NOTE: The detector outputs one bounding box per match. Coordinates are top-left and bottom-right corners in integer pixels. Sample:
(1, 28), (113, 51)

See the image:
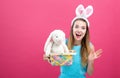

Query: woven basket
(49, 50), (76, 66)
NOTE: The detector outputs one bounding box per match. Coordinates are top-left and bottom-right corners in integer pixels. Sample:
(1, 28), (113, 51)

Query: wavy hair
(67, 18), (91, 66)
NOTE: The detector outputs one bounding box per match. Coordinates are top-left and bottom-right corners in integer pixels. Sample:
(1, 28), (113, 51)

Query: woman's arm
(87, 44), (95, 75)
(87, 60), (94, 75)
(87, 44), (102, 75)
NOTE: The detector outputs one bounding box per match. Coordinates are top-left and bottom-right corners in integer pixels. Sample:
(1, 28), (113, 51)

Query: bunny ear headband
(71, 4), (93, 26)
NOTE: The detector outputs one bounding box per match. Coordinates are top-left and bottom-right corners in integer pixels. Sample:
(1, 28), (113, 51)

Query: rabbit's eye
(56, 36), (58, 38)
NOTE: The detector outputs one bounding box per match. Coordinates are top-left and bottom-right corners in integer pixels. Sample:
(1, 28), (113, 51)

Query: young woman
(44, 4), (102, 78)
(58, 18), (102, 78)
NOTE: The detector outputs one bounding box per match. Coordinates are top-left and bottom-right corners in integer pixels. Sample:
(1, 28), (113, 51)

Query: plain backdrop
(0, 0), (120, 78)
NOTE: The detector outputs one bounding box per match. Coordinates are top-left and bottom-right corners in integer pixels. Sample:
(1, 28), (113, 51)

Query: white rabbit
(44, 30), (69, 56)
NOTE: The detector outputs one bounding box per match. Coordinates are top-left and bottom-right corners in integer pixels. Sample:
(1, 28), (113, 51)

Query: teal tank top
(59, 45), (87, 78)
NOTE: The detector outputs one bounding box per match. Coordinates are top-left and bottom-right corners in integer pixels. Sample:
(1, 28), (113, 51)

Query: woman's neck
(74, 40), (81, 46)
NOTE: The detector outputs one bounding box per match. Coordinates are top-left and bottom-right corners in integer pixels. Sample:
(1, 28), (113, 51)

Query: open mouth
(75, 33), (81, 38)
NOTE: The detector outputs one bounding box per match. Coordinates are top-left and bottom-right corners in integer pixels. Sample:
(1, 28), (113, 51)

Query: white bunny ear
(71, 4), (93, 26)
(76, 4), (85, 16)
(85, 5), (93, 18)
(44, 32), (53, 52)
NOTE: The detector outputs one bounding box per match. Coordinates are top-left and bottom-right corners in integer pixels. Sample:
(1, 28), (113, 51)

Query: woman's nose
(78, 29), (82, 32)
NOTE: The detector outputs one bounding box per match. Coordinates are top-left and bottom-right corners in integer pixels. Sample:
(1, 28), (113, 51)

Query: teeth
(76, 33), (81, 36)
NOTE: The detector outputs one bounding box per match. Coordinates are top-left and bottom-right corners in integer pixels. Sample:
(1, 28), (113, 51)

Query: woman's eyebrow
(81, 25), (86, 27)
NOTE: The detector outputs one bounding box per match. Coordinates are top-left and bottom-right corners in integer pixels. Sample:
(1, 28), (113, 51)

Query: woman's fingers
(96, 49), (102, 55)
(43, 54), (47, 60)
(88, 49), (102, 60)
(95, 49), (102, 58)
(48, 57), (52, 63)
(43, 54), (50, 60)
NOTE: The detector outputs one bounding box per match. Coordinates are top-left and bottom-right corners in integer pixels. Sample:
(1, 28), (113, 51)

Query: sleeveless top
(59, 45), (87, 78)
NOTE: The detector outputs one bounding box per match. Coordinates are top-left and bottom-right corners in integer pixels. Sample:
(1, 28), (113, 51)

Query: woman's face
(73, 20), (87, 41)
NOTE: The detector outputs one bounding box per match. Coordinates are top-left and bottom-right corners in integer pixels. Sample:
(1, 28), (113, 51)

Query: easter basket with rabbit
(44, 50), (76, 66)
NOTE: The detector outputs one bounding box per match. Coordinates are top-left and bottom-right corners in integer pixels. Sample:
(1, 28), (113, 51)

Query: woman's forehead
(74, 20), (86, 26)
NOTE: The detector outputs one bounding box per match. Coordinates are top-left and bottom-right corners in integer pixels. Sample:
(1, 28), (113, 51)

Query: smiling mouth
(76, 33), (81, 36)
(76, 33), (81, 38)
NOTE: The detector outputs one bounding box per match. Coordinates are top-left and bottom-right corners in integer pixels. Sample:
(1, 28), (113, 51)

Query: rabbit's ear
(76, 4), (85, 17)
(85, 5), (93, 18)
(44, 32), (53, 52)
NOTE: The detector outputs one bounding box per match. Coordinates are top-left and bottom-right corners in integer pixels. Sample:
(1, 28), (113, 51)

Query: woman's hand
(87, 49), (102, 75)
(88, 49), (102, 62)
(43, 54), (51, 63)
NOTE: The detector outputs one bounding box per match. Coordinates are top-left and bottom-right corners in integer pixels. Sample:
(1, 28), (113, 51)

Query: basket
(48, 50), (76, 66)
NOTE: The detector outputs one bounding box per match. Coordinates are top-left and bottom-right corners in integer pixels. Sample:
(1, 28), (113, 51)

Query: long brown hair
(67, 18), (91, 66)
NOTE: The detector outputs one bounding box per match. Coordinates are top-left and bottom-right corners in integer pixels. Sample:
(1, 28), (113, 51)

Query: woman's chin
(75, 37), (82, 41)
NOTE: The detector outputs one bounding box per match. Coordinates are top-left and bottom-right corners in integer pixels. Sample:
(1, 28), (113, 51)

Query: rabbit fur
(44, 30), (69, 56)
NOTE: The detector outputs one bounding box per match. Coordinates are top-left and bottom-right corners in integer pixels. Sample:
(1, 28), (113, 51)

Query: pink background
(0, 0), (120, 78)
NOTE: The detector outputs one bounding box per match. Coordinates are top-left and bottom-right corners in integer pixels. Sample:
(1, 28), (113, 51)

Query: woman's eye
(75, 25), (79, 28)
(82, 28), (85, 29)
(81, 27), (86, 30)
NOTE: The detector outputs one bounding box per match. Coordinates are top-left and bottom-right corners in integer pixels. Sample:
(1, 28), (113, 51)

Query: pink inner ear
(50, 38), (53, 42)
(86, 9), (91, 15)
(79, 9), (83, 14)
